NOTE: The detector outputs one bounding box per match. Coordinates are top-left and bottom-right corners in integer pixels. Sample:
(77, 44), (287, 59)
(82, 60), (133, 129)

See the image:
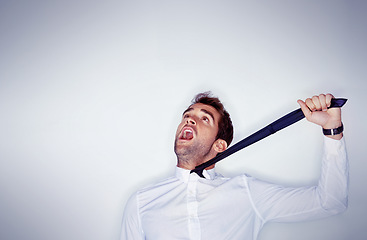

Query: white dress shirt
(121, 136), (348, 240)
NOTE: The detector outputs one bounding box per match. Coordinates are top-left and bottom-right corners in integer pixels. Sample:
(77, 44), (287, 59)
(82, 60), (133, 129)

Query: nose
(186, 117), (196, 125)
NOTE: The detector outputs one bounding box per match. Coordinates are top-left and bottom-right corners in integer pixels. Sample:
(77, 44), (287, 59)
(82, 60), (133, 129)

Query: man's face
(174, 103), (221, 163)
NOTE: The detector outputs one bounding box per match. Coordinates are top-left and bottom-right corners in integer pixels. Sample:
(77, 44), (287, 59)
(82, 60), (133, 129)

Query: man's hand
(297, 94), (343, 140)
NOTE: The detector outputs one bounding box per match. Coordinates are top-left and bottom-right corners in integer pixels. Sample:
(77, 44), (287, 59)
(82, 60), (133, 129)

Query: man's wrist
(322, 118), (342, 129)
(323, 124), (344, 136)
(323, 123), (344, 140)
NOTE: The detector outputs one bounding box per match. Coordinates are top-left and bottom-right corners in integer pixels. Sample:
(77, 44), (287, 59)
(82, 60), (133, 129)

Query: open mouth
(180, 127), (194, 140)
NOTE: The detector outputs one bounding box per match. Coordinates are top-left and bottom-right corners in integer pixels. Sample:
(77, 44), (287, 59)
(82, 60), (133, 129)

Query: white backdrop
(1, 1), (366, 239)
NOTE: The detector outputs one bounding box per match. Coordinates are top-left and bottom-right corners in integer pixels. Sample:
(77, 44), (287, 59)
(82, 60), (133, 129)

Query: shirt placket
(187, 173), (201, 240)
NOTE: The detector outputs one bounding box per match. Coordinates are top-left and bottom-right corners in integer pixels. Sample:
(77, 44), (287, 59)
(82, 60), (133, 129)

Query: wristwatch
(323, 123), (344, 136)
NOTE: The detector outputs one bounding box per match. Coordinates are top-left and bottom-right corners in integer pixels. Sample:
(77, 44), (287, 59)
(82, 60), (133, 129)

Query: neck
(177, 157), (215, 170)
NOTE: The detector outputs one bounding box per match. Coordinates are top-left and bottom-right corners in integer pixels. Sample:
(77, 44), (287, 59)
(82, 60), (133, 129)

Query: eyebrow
(182, 107), (216, 123)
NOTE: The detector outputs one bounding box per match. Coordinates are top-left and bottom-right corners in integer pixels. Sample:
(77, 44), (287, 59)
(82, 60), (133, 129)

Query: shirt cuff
(323, 135), (346, 156)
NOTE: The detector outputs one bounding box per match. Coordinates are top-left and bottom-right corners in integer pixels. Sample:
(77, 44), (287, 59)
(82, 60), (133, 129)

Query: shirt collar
(175, 166), (217, 182)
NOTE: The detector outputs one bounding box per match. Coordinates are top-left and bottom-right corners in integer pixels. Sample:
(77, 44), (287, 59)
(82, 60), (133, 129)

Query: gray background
(1, 0), (366, 239)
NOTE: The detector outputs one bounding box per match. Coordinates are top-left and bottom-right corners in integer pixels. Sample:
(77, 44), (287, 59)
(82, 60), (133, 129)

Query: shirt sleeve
(246, 136), (348, 223)
(120, 192), (145, 240)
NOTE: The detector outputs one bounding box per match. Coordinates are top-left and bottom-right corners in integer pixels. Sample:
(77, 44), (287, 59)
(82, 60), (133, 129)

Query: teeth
(182, 129), (193, 139)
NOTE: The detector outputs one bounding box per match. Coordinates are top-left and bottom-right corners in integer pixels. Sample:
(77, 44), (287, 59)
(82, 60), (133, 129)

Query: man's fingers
(311, 95), (322, 111)
(297, 99), (311, 119)
(305, 94), (335, 112)
(298, 93), (341, 129)
(318, 94), (327, 111)
(325, 93), (334, 108)
(305, 98), (316, 112)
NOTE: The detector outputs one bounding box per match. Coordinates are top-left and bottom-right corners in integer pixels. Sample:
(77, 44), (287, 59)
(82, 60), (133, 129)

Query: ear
(213, 139), (228, 153)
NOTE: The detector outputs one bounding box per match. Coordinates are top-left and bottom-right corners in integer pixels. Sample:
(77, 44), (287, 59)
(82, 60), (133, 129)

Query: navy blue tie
(191, 98), (347, 178)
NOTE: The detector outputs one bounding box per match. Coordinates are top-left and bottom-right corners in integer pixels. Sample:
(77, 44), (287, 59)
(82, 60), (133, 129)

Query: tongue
(183, 131), (193, 140)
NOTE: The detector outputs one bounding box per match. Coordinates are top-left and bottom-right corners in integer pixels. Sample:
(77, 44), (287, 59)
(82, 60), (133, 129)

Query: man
(121, 92), (348, 240)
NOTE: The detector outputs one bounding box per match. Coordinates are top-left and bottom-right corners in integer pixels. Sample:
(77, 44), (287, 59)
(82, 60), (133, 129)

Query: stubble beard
(174, 138), (214, 167)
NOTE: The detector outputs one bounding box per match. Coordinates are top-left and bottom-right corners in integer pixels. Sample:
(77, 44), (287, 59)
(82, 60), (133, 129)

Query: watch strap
(323, 124), (344, 135)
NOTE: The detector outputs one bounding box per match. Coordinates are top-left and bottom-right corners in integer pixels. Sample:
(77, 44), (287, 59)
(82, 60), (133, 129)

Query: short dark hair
(191, 92), (234, 146)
